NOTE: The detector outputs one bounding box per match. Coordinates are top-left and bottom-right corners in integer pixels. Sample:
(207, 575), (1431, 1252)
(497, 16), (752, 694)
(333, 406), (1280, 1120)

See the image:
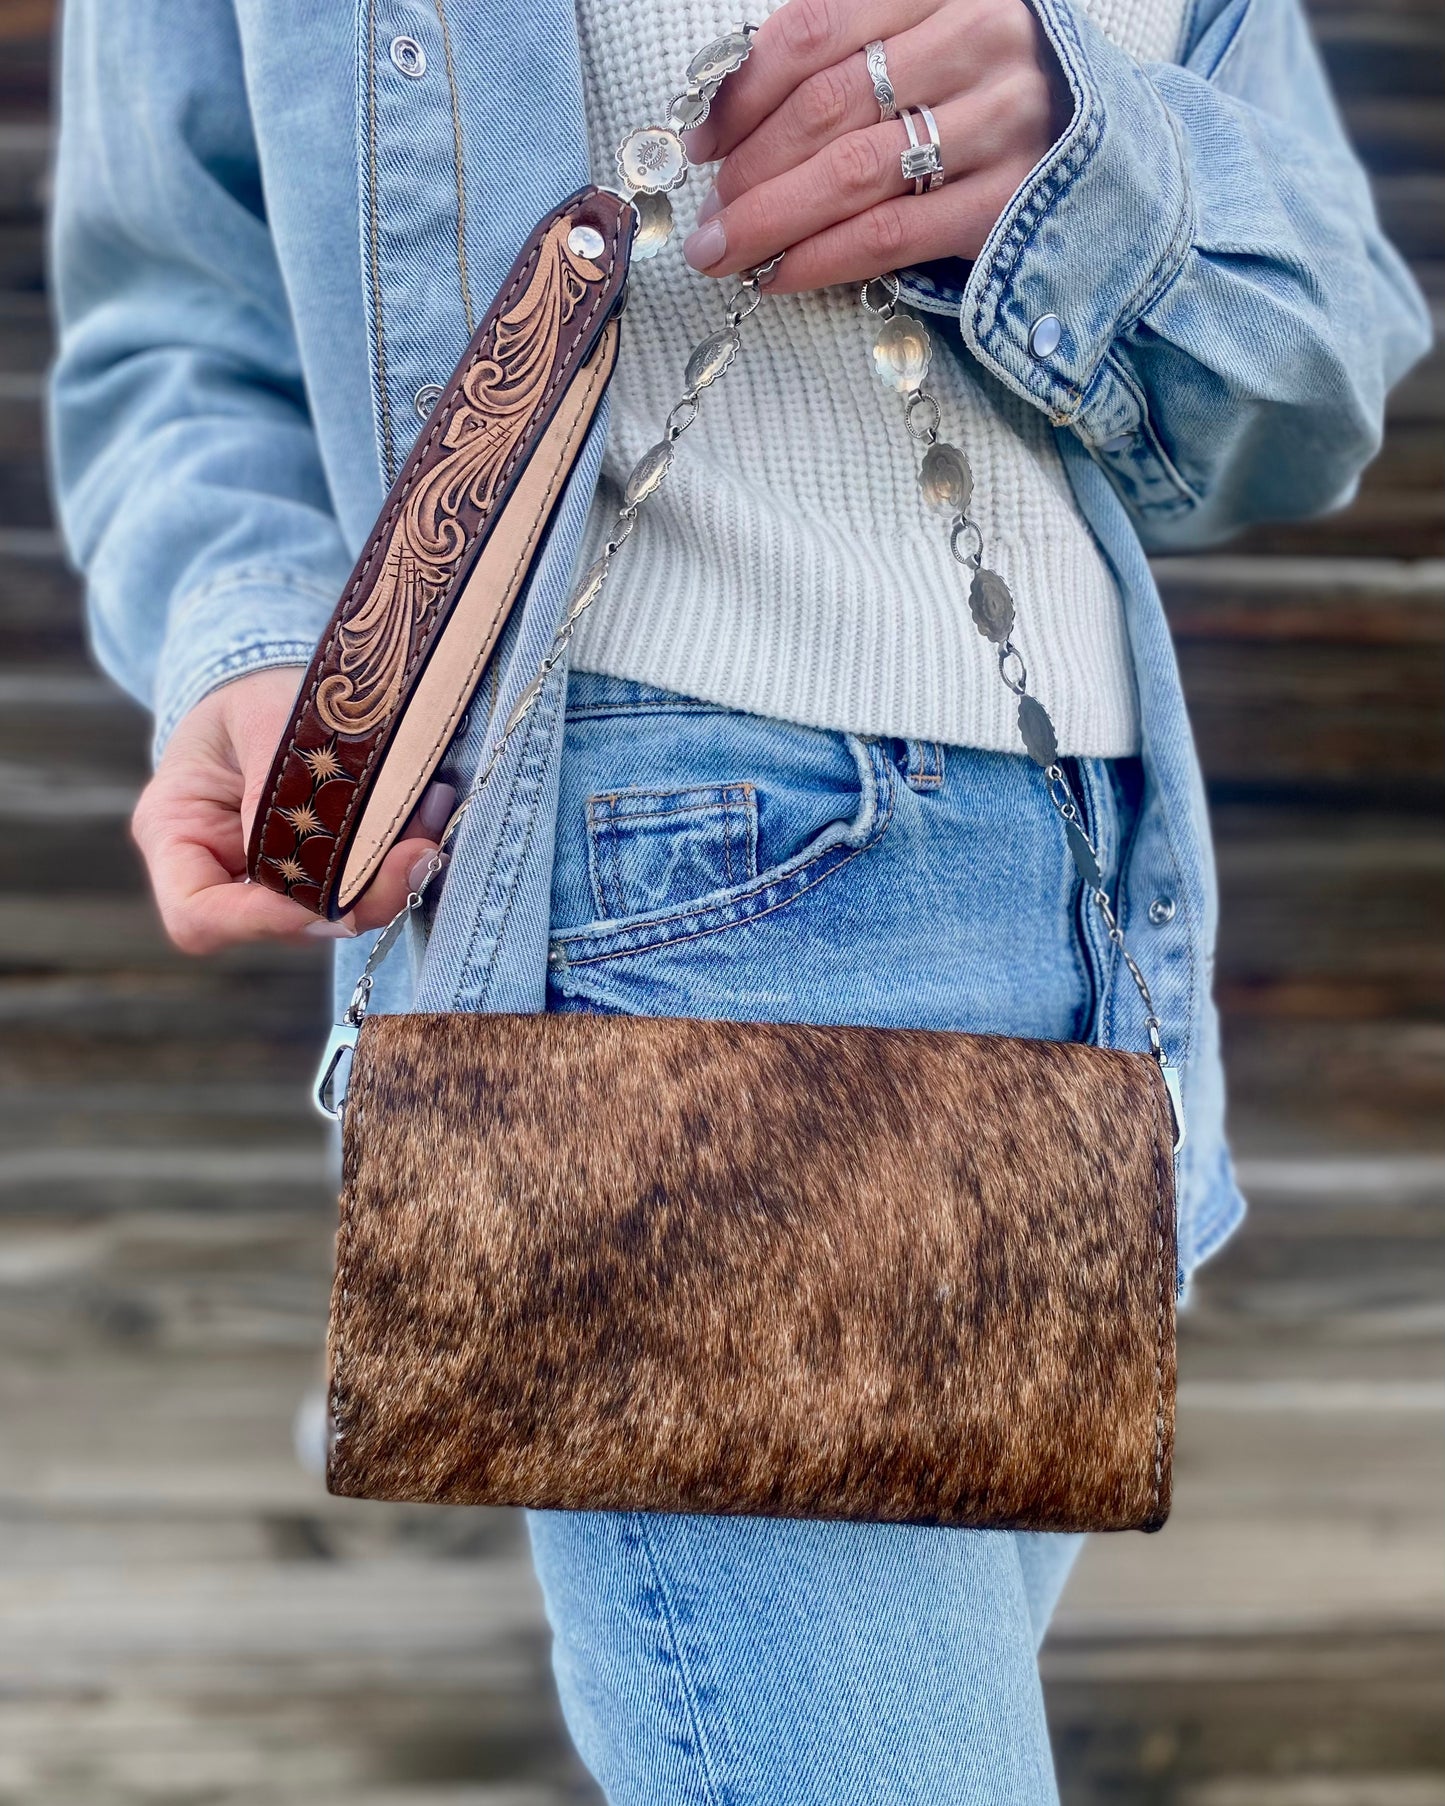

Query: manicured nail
(695, 187), (721, 226)
(408, 848), (447, 892)
(683, 217), (727, 272)
(416, 780), (456, 839)
(305, 913), (357, 939)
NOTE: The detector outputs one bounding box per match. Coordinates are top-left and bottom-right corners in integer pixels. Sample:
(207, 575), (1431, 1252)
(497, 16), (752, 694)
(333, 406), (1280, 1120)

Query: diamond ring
(900, 106), (945, 195)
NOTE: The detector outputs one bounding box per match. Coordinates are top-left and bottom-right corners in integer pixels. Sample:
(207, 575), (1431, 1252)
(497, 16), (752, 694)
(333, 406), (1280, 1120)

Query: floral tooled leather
(246, 188), (632, 918)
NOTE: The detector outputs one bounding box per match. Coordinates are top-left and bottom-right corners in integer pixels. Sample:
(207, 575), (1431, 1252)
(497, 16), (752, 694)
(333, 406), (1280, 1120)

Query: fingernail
(695, 186), (721, 226)
(305, 913), (357, 939)
(408, 848), (447, 892)
(683, 217), (727, 272)
(416, 780), (456, 839)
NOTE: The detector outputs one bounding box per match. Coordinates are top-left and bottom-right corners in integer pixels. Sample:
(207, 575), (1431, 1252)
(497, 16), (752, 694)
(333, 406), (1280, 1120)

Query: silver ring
(899, 105), (945, 196)
(864, 40), (897, 123)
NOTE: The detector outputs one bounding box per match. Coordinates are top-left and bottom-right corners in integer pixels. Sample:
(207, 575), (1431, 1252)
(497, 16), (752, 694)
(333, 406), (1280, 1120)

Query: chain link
(865, 281), (1169, 1066)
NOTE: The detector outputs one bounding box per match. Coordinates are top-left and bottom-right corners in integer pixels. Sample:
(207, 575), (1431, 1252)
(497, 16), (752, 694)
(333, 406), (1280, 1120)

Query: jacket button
(413, 383), (444, 420)
(389, 35), (426, 78)
(1029, 313), (1062, 358)
(1148, 894), (1176, 925)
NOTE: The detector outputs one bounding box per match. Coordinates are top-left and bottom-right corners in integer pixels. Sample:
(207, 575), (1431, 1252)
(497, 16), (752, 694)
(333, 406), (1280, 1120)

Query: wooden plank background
(0, 0), (1441, 1800)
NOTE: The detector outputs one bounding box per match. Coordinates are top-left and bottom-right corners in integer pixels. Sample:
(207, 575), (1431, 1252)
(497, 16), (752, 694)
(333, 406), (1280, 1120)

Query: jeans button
(1148, 894), (1176, 926)
(413, 382), (444, 420)
(389, 35), (426, 78)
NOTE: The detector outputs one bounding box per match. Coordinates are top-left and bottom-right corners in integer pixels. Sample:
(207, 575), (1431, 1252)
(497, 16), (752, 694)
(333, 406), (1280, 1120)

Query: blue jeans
(530, 674), (1143, 1804)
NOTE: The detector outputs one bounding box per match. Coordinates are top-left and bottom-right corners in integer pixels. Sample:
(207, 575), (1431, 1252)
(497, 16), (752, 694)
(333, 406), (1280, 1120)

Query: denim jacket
(49, 0), (1429, 1273)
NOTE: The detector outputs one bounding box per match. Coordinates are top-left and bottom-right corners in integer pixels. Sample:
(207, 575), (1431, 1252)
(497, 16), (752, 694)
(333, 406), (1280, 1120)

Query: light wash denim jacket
(49, 0), (1429, 1273)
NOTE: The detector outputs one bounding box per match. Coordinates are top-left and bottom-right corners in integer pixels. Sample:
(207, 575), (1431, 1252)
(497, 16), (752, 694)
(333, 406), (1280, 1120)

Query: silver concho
(630, 191), (675, 261)
(617, 124), (689, 195)
(625, 440), (675, 507)
(1017, 695), (1060, 769)
(684, 327), (741, 392)
(968, 568), (1015, 644)
(871, 311), (932, 393)
(686, 31), (753, 90)
(566, 557), (612, 624)
(919, 442), (972, 514)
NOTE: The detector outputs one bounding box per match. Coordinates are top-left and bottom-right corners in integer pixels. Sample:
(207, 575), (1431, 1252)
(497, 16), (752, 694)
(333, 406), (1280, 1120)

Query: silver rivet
(1029, 313), (1062, 358)
(389, 35), (426, 78)
(413, 383), (443, 420)
(567, 224), (606, 260)
(1148, 895), (1176, 926)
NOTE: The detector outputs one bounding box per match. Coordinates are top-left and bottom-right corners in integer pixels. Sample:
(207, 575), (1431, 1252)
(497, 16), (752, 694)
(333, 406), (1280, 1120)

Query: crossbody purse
(247, 27), (1184, 1532)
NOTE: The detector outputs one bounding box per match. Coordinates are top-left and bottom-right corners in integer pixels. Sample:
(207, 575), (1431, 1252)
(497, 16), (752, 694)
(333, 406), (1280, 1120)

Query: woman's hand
(131, 667), (448, 954)
(681, 0), (1068, 293)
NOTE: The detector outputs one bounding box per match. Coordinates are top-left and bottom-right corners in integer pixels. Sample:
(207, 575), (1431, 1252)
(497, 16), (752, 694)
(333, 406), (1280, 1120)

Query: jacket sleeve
(953, 0), (1433, 550)
(48, 0), (350, 752)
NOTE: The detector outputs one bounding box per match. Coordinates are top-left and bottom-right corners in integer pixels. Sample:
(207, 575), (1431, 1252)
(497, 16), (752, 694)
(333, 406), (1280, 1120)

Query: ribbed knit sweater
(570, 0), (1187, 755)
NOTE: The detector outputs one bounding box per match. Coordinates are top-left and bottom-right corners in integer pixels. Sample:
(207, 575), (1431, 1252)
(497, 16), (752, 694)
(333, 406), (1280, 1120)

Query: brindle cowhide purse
(247, 30), (1184, 1533)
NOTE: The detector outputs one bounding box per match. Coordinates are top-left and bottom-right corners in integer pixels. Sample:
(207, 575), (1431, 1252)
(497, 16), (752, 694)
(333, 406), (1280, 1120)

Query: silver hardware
(919, 443), (972, 514)
(1148, 894), (1177, 926)
(617, 124), (690, 195)
(905, 390), (941, 443)
(967, 567), (1013, 641)
(1029, 313), (1063, 358)
(315, 1021), (359, 1119)
(685, 326), (742, 391)
(900, 107), (944, 194)
(388, 35), (426, 78)
(686, 30), (755, 89)
(630, 190), (675, 260)
(860, 272), (901, 317)
(1017, 695), (1059, 768)
(1099, 431), (1134, 453)
(865, 39), (898, 122)
(625, 440), (675, 505)
(413, 382), (443, 421)
(872, 311), (931, 392)
(568, 224), (607, 261)
(668, 91), (711, 132)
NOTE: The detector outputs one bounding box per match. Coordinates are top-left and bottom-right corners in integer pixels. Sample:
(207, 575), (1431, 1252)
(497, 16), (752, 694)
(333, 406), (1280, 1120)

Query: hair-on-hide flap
(327, 1011), (1177, 1532)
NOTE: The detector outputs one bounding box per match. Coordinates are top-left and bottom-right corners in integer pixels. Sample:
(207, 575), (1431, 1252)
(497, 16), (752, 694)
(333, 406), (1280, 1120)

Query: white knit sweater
(570, 0), (1187, 755)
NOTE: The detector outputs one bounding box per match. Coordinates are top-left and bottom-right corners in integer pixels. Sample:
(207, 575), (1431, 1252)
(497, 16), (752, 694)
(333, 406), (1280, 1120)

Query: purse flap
(326, 1012), (1178, 1532)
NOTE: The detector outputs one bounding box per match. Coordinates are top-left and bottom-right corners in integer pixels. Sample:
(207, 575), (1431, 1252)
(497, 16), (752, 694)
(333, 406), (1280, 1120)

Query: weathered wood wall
(1, 0), (1441, 1800)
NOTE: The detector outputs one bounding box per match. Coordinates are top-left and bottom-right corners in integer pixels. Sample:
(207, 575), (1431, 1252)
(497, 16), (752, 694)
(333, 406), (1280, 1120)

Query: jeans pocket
(586, 783), (759, 921)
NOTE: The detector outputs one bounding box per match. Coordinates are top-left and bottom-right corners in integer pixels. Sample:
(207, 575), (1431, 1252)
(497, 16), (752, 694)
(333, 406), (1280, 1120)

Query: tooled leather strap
(247, 187), (634, 919)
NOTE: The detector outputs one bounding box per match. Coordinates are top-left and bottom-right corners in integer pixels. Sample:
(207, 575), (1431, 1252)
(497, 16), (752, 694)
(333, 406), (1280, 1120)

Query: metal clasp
(315, 1020), (359, 1120)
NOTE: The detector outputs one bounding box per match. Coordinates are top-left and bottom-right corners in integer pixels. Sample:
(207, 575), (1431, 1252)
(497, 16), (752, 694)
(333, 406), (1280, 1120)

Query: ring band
(899, 105), (945, 195)
(864, 40), (897, 123)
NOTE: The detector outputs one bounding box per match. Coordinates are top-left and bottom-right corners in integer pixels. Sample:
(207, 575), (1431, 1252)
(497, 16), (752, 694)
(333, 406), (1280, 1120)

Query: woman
(50, 0), (1427, 1797)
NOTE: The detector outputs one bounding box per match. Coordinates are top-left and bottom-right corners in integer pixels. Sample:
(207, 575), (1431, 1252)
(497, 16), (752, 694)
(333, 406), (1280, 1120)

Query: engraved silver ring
(900, 105), (945, 196)
(864, 39), (897, 123)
